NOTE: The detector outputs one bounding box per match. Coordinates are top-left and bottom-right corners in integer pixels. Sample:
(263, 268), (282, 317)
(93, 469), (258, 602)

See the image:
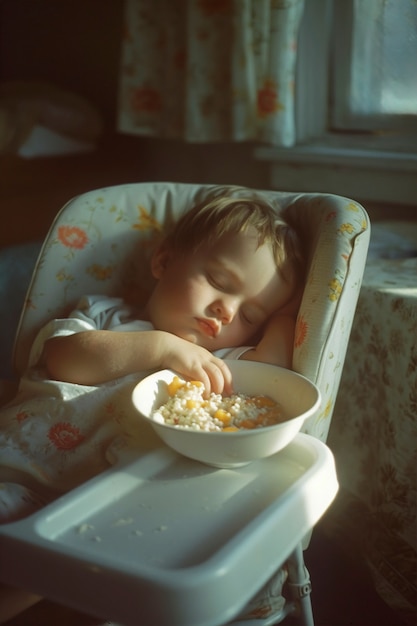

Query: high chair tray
(0, 433), (338, 626)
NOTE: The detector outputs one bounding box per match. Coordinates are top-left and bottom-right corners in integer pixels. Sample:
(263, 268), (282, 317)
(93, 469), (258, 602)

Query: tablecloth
(325, 222), (417, 625)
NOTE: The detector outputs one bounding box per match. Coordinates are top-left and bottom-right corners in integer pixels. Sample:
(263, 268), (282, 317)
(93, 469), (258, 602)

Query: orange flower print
(16, 410), (30, 423)
(338, 222), (355, 235)
(104, 401), (125, 425)
(257, 80), (284, 118)
(48, 422), (85, 451)
(58, 225), (88, 250)
(132, 205), (162, 232)
(295, 315), (308, 348)
(56, 269), (74, 284)
(325, 211), (336, 222)
(329, 277), (342, 302)
(131, 86), (162, 113)
(346, 202), (359, 212)
(86, 263), (114, 281)
(319, 398), (332, 421)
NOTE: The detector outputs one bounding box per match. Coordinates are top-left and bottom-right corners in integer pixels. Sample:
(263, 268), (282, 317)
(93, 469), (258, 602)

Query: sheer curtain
(118, 0), (305, 146)
(332, 0), (417, 131)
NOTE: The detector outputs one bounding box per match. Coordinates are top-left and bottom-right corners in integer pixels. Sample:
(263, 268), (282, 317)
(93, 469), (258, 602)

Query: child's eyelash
(208, 273), (225, 289)
(208, 273), (256, 325)
(241, 311), (253, 325)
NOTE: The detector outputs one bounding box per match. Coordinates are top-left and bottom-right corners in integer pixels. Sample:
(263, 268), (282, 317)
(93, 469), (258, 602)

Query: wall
(0, 0), (123, 129)
(0, 0), (269, 192)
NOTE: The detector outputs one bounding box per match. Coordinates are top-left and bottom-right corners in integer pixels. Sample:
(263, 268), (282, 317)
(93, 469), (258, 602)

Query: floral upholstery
(13, 182), (370, 449)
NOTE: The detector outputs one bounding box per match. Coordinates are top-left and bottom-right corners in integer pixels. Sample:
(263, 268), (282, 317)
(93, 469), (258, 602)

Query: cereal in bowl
(151, 376), (285, 432)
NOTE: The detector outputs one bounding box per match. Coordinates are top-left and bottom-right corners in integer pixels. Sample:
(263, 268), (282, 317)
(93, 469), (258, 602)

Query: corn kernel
(214, 409), (231, 425)
(186, 399), (200, 409)
(168, 376), (185, 396)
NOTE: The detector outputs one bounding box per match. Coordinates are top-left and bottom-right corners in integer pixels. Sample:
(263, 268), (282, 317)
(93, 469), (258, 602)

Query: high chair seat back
(13, 182), (370, 445)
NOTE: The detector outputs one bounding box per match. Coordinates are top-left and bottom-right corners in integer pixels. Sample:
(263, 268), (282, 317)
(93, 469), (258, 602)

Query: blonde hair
(165, 195), (306, 286)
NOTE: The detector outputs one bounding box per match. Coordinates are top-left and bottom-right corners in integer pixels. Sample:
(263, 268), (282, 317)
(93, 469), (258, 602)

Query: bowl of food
(132, 360), (320, 468)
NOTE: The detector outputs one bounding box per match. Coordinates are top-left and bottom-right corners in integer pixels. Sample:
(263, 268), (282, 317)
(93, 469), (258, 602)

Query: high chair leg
(286, 543), (314, 626)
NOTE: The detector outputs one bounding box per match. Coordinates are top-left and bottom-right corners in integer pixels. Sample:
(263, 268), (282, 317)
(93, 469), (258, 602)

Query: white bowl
(132, 360), (321, 468)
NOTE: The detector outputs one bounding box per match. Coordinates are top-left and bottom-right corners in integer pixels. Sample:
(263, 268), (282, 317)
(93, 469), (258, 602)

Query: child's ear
(150, 242), (172, 279)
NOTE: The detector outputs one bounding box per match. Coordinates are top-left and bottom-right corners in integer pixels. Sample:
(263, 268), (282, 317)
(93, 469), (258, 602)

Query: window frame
(255, 0), (417, 208)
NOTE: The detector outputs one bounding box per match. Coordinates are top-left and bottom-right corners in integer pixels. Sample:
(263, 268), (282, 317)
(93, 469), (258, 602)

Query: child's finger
(204, 359), (232, 396)
(215, 359), (233, 395)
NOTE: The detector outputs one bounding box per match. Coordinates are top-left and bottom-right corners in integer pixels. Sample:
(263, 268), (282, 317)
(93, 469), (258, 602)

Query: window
(332, 0), (417, 132)
(256, 0), (417, 207)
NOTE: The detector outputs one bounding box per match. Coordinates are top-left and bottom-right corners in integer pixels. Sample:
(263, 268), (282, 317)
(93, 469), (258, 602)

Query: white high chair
(0, 182), (370, 625)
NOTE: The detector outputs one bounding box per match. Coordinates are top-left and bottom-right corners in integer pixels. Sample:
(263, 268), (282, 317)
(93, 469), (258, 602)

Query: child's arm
(241, 285), (302, 368)
(44, 330), (232, 395)
(240, 314), (295, 369)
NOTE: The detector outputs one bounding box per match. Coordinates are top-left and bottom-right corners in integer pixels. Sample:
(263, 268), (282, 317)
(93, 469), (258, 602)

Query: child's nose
(211, 298), (237, 324)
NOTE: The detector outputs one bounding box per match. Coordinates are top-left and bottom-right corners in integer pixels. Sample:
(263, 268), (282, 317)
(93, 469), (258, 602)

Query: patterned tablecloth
(326, 222), (417, 625)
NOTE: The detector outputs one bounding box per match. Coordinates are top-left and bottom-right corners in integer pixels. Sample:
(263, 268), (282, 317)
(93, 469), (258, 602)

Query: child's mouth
(196, 319), (219, 338)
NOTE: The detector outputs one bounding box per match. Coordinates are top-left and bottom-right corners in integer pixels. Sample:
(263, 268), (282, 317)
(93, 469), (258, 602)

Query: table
(326, 222), (417, 625)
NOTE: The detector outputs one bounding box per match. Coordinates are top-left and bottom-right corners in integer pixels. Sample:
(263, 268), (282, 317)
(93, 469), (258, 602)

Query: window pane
(333, 0), (417, 130)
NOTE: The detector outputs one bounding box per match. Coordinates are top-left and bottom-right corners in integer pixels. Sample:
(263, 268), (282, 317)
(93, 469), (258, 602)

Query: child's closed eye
(241, 306), (267, 328)
(241, 312), (254, 325)
(207, 272), (228, 291)
(240, 309), (258, 326)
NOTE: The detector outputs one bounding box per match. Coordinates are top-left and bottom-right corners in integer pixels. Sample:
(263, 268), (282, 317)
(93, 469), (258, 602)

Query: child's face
(146, 227), (294, 351)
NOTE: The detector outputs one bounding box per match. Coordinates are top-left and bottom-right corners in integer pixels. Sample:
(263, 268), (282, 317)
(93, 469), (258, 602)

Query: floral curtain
(118, 0), (305, 146)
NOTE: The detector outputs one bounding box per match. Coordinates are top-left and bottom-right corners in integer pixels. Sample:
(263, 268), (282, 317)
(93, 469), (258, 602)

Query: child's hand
(162, 335), (233, 397)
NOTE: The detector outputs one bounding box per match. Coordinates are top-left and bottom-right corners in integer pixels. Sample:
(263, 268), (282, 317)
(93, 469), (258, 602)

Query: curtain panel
(118, 0), (305, 146)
